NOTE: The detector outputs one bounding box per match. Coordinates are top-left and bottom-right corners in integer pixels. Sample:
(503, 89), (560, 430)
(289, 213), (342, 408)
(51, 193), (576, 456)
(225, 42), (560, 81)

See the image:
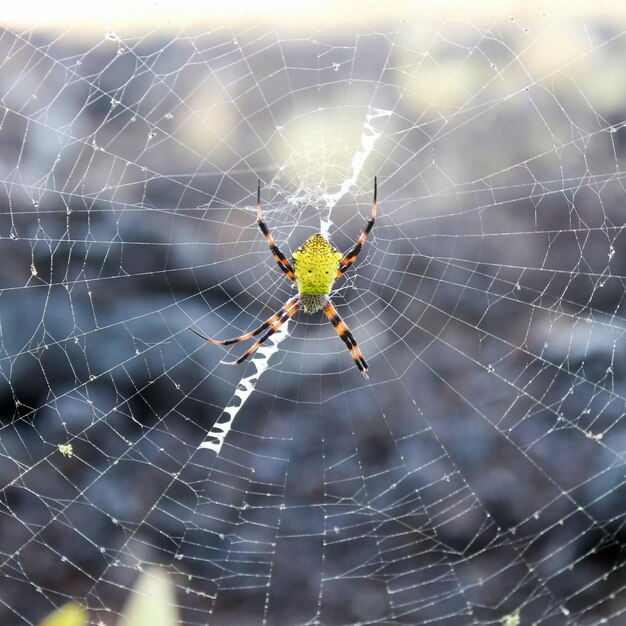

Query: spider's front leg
(257, 180), (297, 283)
(323, 299), (369, 378)
(224, 296), (300, 365)
(191, 296), (301, 365)
(191, 295), (300, 348)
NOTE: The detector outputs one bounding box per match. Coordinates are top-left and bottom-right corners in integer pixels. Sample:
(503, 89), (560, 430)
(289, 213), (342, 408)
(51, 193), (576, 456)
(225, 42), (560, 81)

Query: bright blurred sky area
(4, 0), (626, 35)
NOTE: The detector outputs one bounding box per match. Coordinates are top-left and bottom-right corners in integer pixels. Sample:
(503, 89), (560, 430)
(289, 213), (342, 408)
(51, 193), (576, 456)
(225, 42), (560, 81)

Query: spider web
(1, 3), (626, 625)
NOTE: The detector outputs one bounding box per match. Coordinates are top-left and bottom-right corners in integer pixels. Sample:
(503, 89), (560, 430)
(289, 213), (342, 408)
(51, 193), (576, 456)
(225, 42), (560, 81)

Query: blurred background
(1, 1), (626, 624)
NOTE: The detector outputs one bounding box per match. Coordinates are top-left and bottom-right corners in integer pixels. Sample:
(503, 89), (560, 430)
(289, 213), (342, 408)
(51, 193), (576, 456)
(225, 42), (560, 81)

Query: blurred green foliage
(37, 567), (178, 626)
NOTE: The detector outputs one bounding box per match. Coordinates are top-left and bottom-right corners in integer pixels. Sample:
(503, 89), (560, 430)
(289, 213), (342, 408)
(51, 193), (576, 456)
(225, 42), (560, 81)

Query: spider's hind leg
(257, 180), (297, 283)
(336, 176), (377, 278)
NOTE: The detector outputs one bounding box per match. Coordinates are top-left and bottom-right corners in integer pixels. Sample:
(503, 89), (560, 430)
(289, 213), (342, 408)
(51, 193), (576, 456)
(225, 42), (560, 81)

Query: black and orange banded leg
(257, 180), (296, 283)
(323, 300), (369, 378)
(190, 296), (300, 348)
(337, 176), (377, 278)
(223, 297), (301, 365)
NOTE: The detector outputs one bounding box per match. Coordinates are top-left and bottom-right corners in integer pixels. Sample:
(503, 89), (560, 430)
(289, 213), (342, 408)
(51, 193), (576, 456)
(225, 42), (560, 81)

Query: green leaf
(501, 609), (521, 626)
(38, 602), (87, 626)
(118, 566), (179, 626)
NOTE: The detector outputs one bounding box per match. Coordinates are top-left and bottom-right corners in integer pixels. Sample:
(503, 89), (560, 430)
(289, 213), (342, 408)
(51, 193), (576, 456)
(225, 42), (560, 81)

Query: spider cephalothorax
(195, 178), (377, 377)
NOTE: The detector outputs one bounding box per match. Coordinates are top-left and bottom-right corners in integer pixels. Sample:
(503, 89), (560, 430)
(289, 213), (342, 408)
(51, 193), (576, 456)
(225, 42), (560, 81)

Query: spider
(196, 178), (377, 378)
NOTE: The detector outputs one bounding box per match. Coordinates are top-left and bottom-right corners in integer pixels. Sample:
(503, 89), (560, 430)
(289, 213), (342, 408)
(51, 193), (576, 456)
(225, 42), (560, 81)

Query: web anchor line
(199, 318), (292, 455)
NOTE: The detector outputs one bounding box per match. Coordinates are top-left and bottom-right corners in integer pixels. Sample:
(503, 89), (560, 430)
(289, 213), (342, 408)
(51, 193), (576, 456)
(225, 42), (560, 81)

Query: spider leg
(336, 176), (377, 278)
(323, 300), (369, 378)
(190, 296), (300, 346)
(257, 179), (297, 283)
(223, 296), (301, 365)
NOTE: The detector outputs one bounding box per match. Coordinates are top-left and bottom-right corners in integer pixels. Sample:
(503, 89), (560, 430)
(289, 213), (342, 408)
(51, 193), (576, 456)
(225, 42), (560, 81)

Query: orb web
(1, 6), (625, 625)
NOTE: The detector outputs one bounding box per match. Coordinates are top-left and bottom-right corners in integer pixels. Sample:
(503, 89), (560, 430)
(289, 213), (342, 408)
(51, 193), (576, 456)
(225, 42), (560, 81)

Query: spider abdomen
(292, 234), (342, 309)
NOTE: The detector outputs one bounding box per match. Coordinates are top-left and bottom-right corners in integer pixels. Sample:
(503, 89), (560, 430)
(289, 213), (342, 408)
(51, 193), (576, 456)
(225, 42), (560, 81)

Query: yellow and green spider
(197, 178), (377, 378)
